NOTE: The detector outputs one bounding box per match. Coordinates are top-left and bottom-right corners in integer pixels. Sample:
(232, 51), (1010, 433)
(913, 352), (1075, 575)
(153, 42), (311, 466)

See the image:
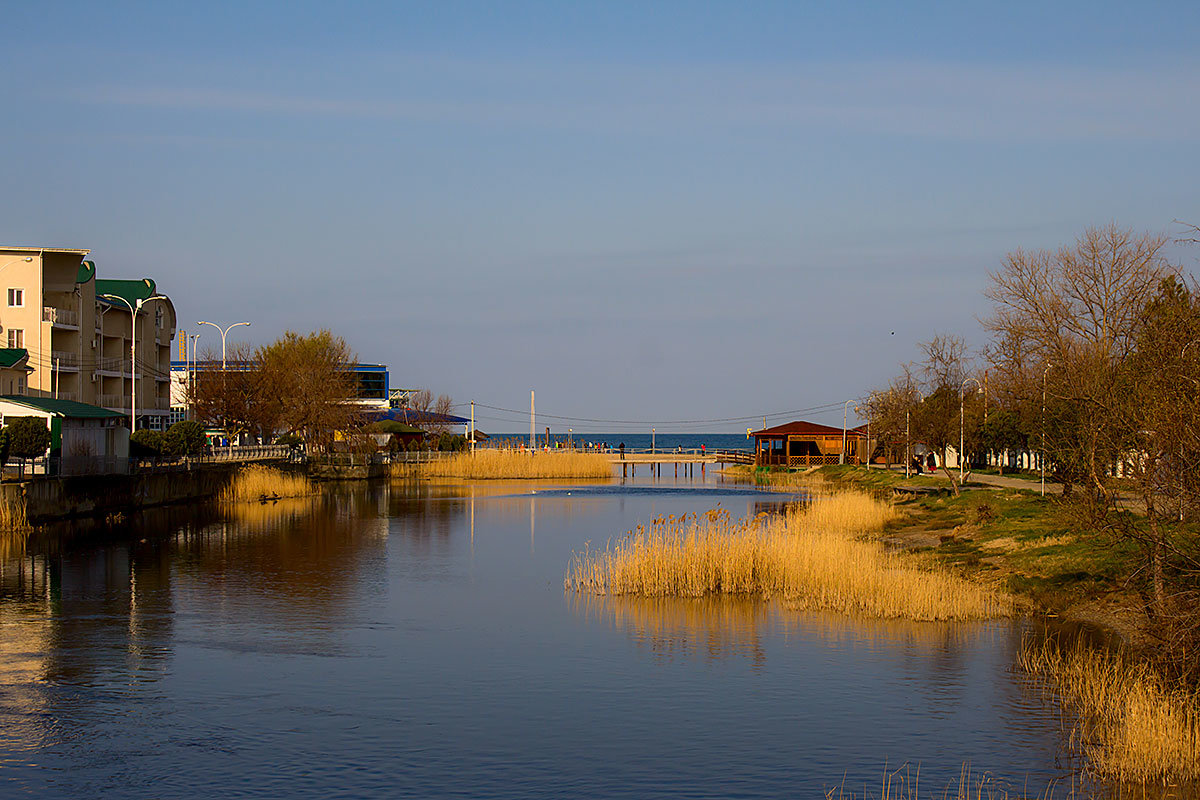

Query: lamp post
(196, 320), (251, 370)
(1041, 362), (1053, 497)
(0, 255), (32, 270)
(841, 399), (854, 465)
(188, 333), (201, 419)
(960, 377), (981, 484)
(1178, 341), (1200, 521)
(98, 292), (168, 432)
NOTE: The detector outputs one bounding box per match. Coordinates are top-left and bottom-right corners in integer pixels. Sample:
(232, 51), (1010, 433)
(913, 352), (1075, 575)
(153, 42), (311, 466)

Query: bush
(274, 433), (304, 448)
(164, 420), (206, 456)
(131, 429), (166, 455)
(6, 417), (50, 460)
(0, 427), (10, 466)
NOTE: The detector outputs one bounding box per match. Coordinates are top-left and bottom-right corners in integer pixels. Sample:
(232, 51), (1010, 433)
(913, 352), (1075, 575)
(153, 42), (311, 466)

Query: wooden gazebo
(751, 420), (867, 468)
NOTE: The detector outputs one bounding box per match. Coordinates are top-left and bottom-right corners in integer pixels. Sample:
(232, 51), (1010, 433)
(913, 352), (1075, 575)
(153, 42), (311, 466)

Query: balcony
(43, 306), (79, 329)
(95, 356), (127, 376)
(53, 391), (79, 402)
(50, 351), (81, 371)
(98, 394), (128, 410)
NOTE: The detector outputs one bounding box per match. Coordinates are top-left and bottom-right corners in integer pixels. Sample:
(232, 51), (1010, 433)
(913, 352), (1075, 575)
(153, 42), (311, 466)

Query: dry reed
(220, 465), (316, 504)
(424, 450), (613, 480)
(1020, 640), (1200, 784)
(566, 491), (1009, 621)
(0, 490), (28, 532)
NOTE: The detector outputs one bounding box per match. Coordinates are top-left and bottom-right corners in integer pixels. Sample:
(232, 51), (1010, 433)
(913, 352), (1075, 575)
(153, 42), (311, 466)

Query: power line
(462, 399), (858, 427)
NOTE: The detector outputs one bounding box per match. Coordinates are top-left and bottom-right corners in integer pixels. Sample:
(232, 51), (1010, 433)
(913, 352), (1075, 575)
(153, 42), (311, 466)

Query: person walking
(619, 442), (625, 460)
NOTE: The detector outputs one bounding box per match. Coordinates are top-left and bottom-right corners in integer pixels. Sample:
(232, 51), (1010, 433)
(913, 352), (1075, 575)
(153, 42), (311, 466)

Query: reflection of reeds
(573, 593), (770, 665)
(220, 465), (315, 504)
(225, 495), (322, 531)
(1020, 640), (1200, 784)
(0, 489), (28, 532)
(566, 492), (1008, 621)
(420, 450), (613, 480)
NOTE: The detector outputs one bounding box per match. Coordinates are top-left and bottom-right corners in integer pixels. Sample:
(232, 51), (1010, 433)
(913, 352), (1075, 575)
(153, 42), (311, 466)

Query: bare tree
(985, 224), (1174, 500)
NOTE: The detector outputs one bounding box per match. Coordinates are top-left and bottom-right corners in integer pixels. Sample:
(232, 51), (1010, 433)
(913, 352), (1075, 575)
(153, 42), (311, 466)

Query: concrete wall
(10, 463), (241, 523)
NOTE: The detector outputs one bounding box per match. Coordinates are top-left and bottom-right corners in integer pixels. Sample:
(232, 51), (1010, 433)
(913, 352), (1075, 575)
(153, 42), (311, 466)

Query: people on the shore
(619, 442), (625, 460)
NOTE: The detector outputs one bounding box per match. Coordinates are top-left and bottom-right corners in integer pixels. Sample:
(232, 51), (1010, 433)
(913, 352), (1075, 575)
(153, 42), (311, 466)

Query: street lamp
(1041, 362), (1053, 497)
(960, 377), (982, 484)
(841, 399), (854, 465)
(0, 255), (33, 270)
(98, 292), (168, 432)
(1177, 341), (1200, 521)
(196, 320), (251, 369)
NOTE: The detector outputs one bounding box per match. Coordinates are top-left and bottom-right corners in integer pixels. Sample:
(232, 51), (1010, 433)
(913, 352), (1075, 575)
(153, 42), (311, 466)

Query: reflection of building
(169, 360), (392, 423)
(0, 247), (177, 430)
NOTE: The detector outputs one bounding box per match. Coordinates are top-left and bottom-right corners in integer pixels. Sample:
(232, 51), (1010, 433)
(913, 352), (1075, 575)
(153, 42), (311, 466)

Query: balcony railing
(43, 307), (79, 328)
(98, 394), (127, 409)
(50, 351), (81, 370)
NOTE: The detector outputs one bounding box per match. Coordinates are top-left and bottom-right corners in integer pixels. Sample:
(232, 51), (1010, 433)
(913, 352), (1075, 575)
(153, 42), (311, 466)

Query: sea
(487, 432), (754, 451)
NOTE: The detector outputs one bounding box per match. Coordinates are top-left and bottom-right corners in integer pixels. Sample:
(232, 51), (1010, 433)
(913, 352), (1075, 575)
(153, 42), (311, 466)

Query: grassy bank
(731, 464), (1142, 626)
(220, 464), (316, 504)
(408, 450), (613, 480)
(566, 491), (1009, 621)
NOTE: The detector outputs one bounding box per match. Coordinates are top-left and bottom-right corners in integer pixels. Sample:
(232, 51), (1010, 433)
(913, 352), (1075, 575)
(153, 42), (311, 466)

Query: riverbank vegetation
(1020, 640), (1200, 785)
(405, 450), (613, 480)
(220, 465), (315, 503)
(857, 223), (1200, 690)
(566, 491), (1009, 621)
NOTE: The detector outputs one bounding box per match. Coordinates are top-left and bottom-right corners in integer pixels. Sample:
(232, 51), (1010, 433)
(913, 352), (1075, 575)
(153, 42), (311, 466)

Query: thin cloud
(72, 58), (1200, 142)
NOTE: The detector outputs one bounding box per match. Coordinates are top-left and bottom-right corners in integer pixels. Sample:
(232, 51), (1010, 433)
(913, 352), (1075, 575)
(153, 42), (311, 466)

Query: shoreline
(721, 463), (1150, 648)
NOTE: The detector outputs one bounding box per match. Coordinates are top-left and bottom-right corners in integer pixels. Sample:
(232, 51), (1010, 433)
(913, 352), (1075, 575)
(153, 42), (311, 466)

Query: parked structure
(0, 246), (177, 429)
(0, 395), (129, 474)
(751, 420), (869, 467)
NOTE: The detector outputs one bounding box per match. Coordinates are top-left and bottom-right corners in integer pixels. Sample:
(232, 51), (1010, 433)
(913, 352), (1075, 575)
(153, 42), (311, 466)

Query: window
(7, 288), (23, 307)
(7, 329), (22, 348)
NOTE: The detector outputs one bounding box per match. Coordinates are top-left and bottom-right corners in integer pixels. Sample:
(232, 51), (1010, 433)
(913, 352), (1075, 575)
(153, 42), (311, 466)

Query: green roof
(76, 260), (96, 284)
(368, 420), (424, 435)
(0, 395), (125, 419)
(95, 278), (157, 307)
(0, 349), (27, 369)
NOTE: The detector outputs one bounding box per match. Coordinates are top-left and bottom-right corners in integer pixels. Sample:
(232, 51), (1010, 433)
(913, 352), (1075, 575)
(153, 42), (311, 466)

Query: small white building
(0, 395), (129, 475)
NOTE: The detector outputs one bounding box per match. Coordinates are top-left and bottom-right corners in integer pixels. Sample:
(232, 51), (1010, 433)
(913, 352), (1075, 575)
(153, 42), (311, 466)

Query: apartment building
(0, 246), (177, 430)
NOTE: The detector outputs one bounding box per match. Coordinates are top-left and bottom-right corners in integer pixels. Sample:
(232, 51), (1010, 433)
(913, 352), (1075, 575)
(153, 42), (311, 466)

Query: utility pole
(470, 401), (475, 454)
(905, 410), (910, 479)
(530, 390), (535, 451)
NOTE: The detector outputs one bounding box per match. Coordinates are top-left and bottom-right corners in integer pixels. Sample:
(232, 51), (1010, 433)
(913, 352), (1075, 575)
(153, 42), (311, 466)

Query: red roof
(751, 420), (863, 437)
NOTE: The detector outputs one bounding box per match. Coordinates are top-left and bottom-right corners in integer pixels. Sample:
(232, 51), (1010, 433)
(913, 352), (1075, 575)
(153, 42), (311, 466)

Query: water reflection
(0, 476), (1130, 798)
(573, 594), (771, 668)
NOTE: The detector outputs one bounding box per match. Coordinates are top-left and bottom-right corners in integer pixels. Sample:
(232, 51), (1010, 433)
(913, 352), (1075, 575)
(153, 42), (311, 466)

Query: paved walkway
(969, 472), (1061, 493)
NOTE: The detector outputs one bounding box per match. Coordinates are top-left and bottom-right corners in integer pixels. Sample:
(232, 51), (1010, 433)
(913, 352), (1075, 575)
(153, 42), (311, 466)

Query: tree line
(189, 329), (461, 452)
(867, 223), (1200, 680)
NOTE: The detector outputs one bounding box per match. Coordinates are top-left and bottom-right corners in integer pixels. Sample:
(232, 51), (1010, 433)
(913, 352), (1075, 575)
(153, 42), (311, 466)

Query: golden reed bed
(220, 465), (316, 504)
(415, 450), (613, 480)
(566, 491), (1008, 622)
(1021, 641), (1200, 784)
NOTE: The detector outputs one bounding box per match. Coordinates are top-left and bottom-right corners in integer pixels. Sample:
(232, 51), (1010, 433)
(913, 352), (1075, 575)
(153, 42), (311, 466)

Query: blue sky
(3, 1), (1198, 432)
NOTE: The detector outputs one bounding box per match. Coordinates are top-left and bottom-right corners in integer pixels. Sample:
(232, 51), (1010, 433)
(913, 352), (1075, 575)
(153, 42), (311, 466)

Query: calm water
(0, 470), (1082, 799)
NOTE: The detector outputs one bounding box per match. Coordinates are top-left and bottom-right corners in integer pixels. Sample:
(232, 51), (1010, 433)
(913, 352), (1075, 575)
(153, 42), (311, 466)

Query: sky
(2, 1), (1199, 433)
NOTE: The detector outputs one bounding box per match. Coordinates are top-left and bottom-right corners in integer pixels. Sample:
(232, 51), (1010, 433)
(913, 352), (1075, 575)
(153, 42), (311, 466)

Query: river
(0, 470), (1085, 798)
